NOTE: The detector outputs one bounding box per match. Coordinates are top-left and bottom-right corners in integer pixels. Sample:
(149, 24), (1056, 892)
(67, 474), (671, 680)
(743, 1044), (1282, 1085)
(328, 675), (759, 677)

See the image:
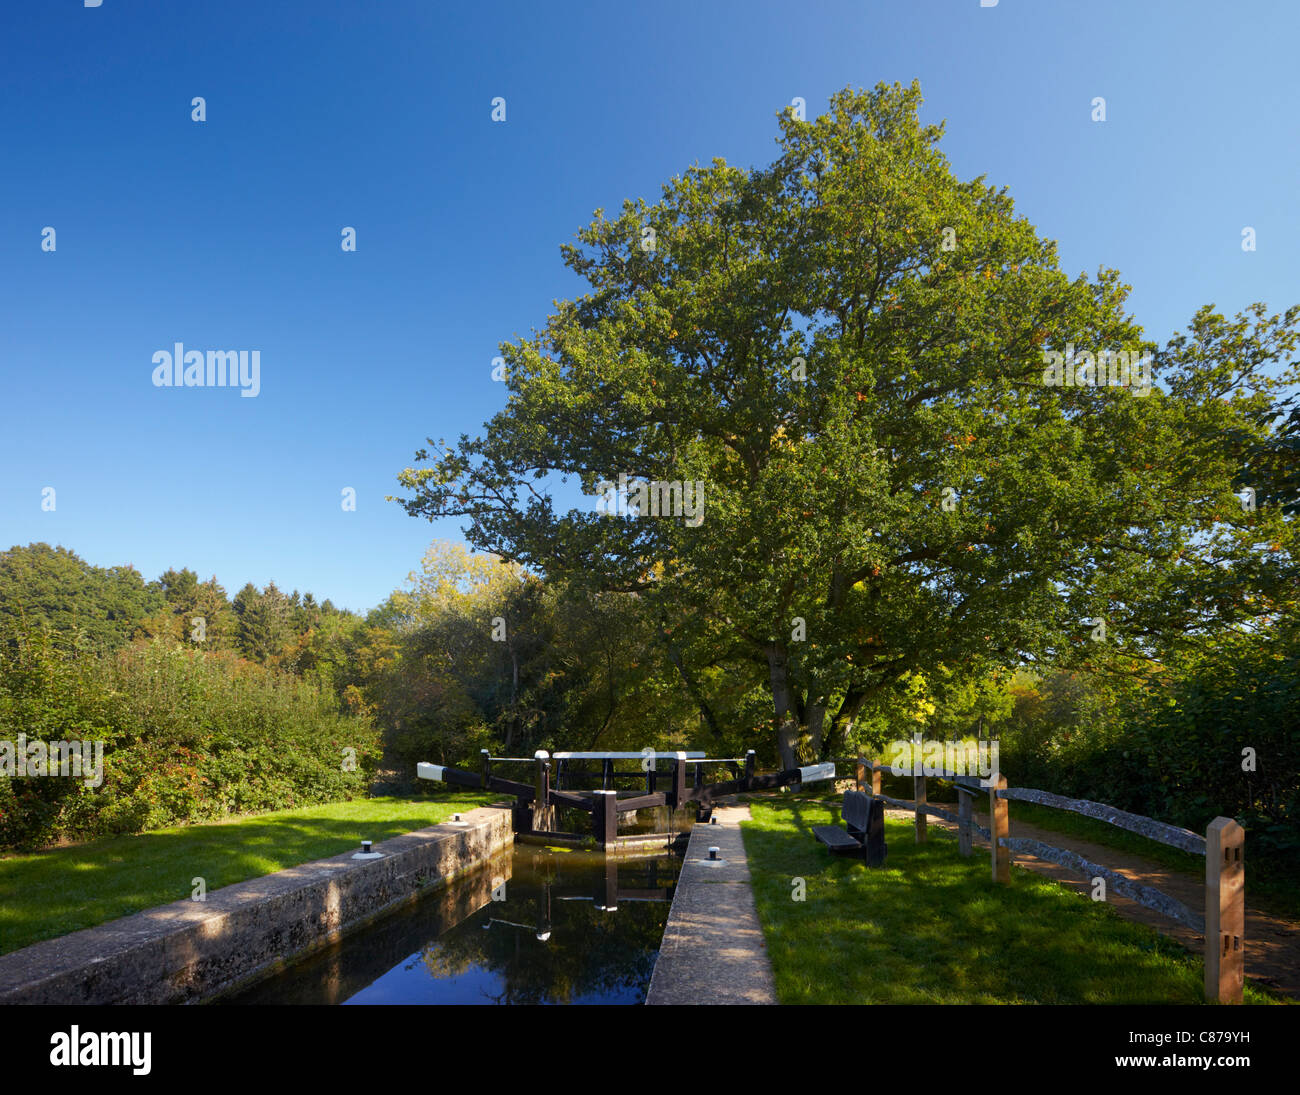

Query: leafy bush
(997, 628), (1299, 880)
(1121, 623), (1299, 860)
(0, 625), (380, 850)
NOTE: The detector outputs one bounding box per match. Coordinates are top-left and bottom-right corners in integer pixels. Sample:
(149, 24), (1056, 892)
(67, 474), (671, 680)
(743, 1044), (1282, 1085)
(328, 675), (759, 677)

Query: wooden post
(914, 767), (927, 844)
(957, 786), (972, 857)
(990, 774), (1010, 883)
(601, 855), (619, 911)
(602, 758), (613, 791)
(1205, 817), (1245, 1004)
(594, 790), (618, 848)
(693, 762), (702, 790)
(671, 755), (686, 810)
(512, 800), (530, 834)
(533, 751), (553, 832)
(855, 757), (867, 792)
(744, 750), (756, 790)
(480, 749), (491, 790)
(871, 758), (881, 797)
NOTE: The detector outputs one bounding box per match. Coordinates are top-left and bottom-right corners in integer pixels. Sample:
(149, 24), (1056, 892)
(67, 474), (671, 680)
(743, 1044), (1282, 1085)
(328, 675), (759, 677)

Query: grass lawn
(742, 796), (1283, 1005)
(0, 792), (495, 956)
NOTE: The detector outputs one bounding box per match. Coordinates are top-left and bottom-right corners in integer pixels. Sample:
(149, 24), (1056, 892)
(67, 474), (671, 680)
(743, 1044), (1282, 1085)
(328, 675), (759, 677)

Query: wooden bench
(813, 790), (887, 866)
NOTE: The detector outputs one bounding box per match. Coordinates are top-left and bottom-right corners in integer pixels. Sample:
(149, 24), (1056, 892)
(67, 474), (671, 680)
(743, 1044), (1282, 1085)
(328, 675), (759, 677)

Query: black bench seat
(812, 824), (862, 851)
(812, 789), (887, 866)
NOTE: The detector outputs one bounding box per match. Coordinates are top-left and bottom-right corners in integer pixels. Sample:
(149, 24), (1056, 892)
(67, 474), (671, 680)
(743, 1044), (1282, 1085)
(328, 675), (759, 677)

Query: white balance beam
(549, 751), (705, 760)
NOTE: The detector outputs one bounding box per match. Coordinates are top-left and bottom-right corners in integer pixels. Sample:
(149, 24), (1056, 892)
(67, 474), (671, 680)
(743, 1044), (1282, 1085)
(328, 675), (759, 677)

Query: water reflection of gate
(483, 856), (675, 943)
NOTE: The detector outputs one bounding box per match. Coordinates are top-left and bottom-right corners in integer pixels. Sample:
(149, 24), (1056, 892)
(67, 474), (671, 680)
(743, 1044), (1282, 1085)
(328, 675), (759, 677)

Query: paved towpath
(645, 803), (775, 1005)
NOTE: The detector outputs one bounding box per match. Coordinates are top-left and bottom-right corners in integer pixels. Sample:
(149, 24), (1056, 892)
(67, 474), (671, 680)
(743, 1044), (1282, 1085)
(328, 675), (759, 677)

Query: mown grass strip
(0, 792), (494, 956)
(742, 797), (1282, 1005)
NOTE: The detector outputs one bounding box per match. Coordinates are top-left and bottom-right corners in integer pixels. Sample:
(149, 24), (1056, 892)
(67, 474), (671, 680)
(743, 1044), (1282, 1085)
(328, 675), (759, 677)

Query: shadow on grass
(741, 797), (1277, 1006)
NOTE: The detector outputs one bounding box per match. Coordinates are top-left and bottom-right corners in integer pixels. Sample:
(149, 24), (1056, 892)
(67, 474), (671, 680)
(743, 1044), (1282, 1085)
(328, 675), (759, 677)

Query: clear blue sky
(1, 0), (1296, 612)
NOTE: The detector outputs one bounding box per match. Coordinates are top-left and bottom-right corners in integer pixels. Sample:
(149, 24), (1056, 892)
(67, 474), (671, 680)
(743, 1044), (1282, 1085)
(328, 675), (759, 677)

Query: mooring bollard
(708, 846), (720, 861)
(361, 840), (371, 854)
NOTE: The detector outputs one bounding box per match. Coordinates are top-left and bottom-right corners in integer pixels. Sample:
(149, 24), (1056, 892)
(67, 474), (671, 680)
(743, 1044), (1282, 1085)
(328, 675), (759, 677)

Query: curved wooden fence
(848, 756), (1245, 1004)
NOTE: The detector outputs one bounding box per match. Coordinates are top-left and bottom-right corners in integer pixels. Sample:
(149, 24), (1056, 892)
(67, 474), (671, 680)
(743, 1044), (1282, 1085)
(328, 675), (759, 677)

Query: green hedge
(999, 622), (1300, 875)
(0, 627), (381, 850)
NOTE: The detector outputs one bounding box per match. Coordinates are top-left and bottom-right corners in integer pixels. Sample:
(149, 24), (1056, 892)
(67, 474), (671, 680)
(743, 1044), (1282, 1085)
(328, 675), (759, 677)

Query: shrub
(0, 626), (381, 850)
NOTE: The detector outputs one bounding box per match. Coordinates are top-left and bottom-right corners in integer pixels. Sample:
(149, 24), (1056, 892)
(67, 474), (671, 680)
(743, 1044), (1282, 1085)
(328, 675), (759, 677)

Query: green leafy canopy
(395, 82), (1297, 763)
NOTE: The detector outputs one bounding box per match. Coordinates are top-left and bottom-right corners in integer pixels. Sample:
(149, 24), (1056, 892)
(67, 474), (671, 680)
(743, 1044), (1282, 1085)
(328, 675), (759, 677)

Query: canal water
(221, 843), (683, 1005)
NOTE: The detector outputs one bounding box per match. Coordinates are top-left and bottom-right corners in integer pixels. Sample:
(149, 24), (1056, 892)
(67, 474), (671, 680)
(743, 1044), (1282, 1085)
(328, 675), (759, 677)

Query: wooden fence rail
(997, 786), (1207, 856)
(854, 755), (1245, 1003)
(998, 836), (1205, 931)
(875, 794), (992, 838)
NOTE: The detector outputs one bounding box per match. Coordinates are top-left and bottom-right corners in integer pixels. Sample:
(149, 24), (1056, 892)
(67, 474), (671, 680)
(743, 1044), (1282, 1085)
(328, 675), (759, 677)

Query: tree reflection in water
(418, 846), (679, 1005)
(222, 843), (681, 1005)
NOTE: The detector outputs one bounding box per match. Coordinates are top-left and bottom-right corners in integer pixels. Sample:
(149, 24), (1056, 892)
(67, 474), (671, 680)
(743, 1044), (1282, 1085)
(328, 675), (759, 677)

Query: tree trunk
(664, 635), (727, 744)
(807, 698), (828, 757)
(824, 688), (868, 759)
(768, 644), (799, 769)
(584, 657), (618, 750)
(503, 643), (520, 752)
